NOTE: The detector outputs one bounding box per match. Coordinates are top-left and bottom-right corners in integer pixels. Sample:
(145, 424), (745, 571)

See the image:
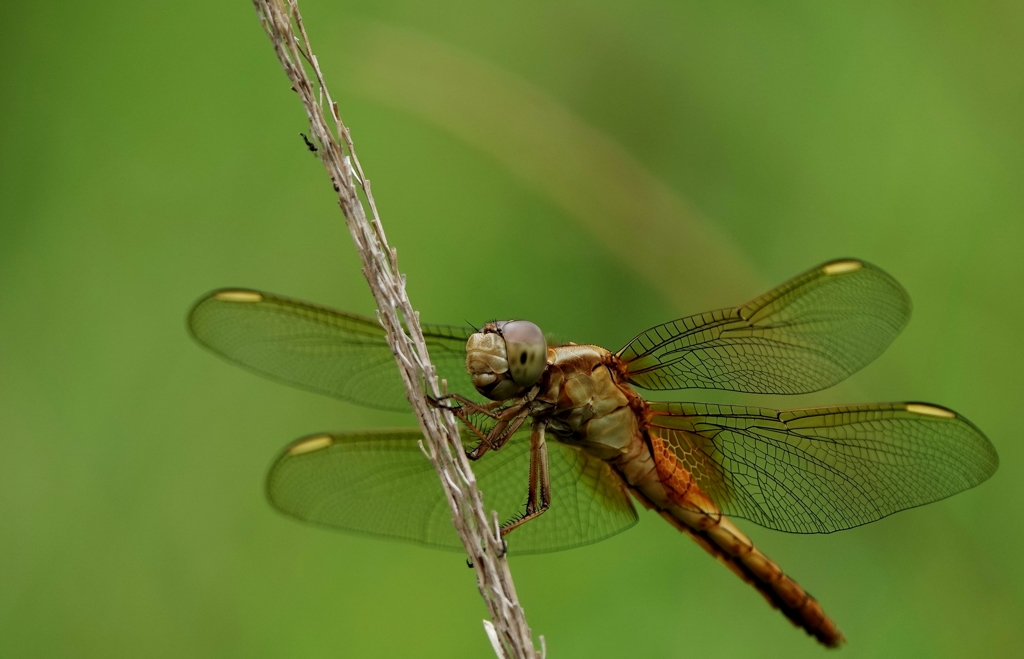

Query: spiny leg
(500, 420), (551, 537)
(467, 403), (532, 460)
(428, 397), (531, 460)
(429, 393), (505, 418)
(427, 394), (511, 454)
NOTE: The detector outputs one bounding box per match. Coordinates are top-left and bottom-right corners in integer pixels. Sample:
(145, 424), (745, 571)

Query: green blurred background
(2, 1), (1022, 657)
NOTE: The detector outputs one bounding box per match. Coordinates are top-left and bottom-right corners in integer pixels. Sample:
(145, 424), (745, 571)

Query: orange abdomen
(647, 433), (845, 648)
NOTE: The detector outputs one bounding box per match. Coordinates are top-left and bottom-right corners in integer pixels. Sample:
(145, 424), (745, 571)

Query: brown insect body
(192, 258), (998, 650)
(524, 343), (843, 647)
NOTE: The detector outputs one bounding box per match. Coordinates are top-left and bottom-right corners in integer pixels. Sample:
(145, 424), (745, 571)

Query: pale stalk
(250, 1), (542, 657)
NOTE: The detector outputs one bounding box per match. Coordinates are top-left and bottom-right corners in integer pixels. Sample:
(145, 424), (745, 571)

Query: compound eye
(501, 320), (547, 387)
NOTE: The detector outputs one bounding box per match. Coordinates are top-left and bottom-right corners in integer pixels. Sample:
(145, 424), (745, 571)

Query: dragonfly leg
(429, 394), (504, 418)
(455, 412), (492, 449)
(500, 421), (551, 537)
(428, 394), (516, 457)
(468, 404), (531, 460)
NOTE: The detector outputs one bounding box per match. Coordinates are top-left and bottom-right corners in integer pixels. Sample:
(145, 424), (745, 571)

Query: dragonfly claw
(427, 395), (459, 411)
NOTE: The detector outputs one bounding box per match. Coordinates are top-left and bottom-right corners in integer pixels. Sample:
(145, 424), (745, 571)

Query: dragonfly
(188, 259), (998, 648)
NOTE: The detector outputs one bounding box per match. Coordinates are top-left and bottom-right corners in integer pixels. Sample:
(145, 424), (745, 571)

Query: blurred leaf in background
(1, 1), (1021, 657)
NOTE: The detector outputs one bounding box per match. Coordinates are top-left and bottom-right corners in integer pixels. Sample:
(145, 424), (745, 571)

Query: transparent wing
(647, 401), (998, 533)
(266, 429), (638, 554)
(188, 289), (479, 412)
(617, 259), (912, 394)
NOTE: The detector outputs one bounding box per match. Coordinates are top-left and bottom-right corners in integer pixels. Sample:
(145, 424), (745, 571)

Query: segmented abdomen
(644, 433), (845, 648)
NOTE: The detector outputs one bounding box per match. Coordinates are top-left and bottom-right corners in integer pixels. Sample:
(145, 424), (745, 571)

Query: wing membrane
(618, 259), (912, 394)
(188, 289), (478, 412)
(647, 401), (998, 533)
(266, 430), (638, 553)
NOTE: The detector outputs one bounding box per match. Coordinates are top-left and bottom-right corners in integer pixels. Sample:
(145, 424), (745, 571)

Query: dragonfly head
(465, 320), (547, 400)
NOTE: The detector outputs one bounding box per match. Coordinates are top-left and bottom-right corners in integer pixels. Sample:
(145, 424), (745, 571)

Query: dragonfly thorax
(465, 320), (547, 401)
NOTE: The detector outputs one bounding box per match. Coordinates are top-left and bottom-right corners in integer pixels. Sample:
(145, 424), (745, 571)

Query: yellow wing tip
(906, 403), (956, 419)
(213, 290), (264, 303)
(822, 259), (863, 276)
(287, 434), (335, 456)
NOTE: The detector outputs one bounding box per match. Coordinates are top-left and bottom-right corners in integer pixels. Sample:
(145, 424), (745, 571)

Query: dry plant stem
(251, 1), (541, 657)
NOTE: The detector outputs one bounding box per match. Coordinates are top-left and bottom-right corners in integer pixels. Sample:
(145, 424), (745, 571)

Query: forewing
(618, 259), (912, 394)
(647, 401), (998, 533)
(188, 289), (477, 412)
(266, 430), (637, 553)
